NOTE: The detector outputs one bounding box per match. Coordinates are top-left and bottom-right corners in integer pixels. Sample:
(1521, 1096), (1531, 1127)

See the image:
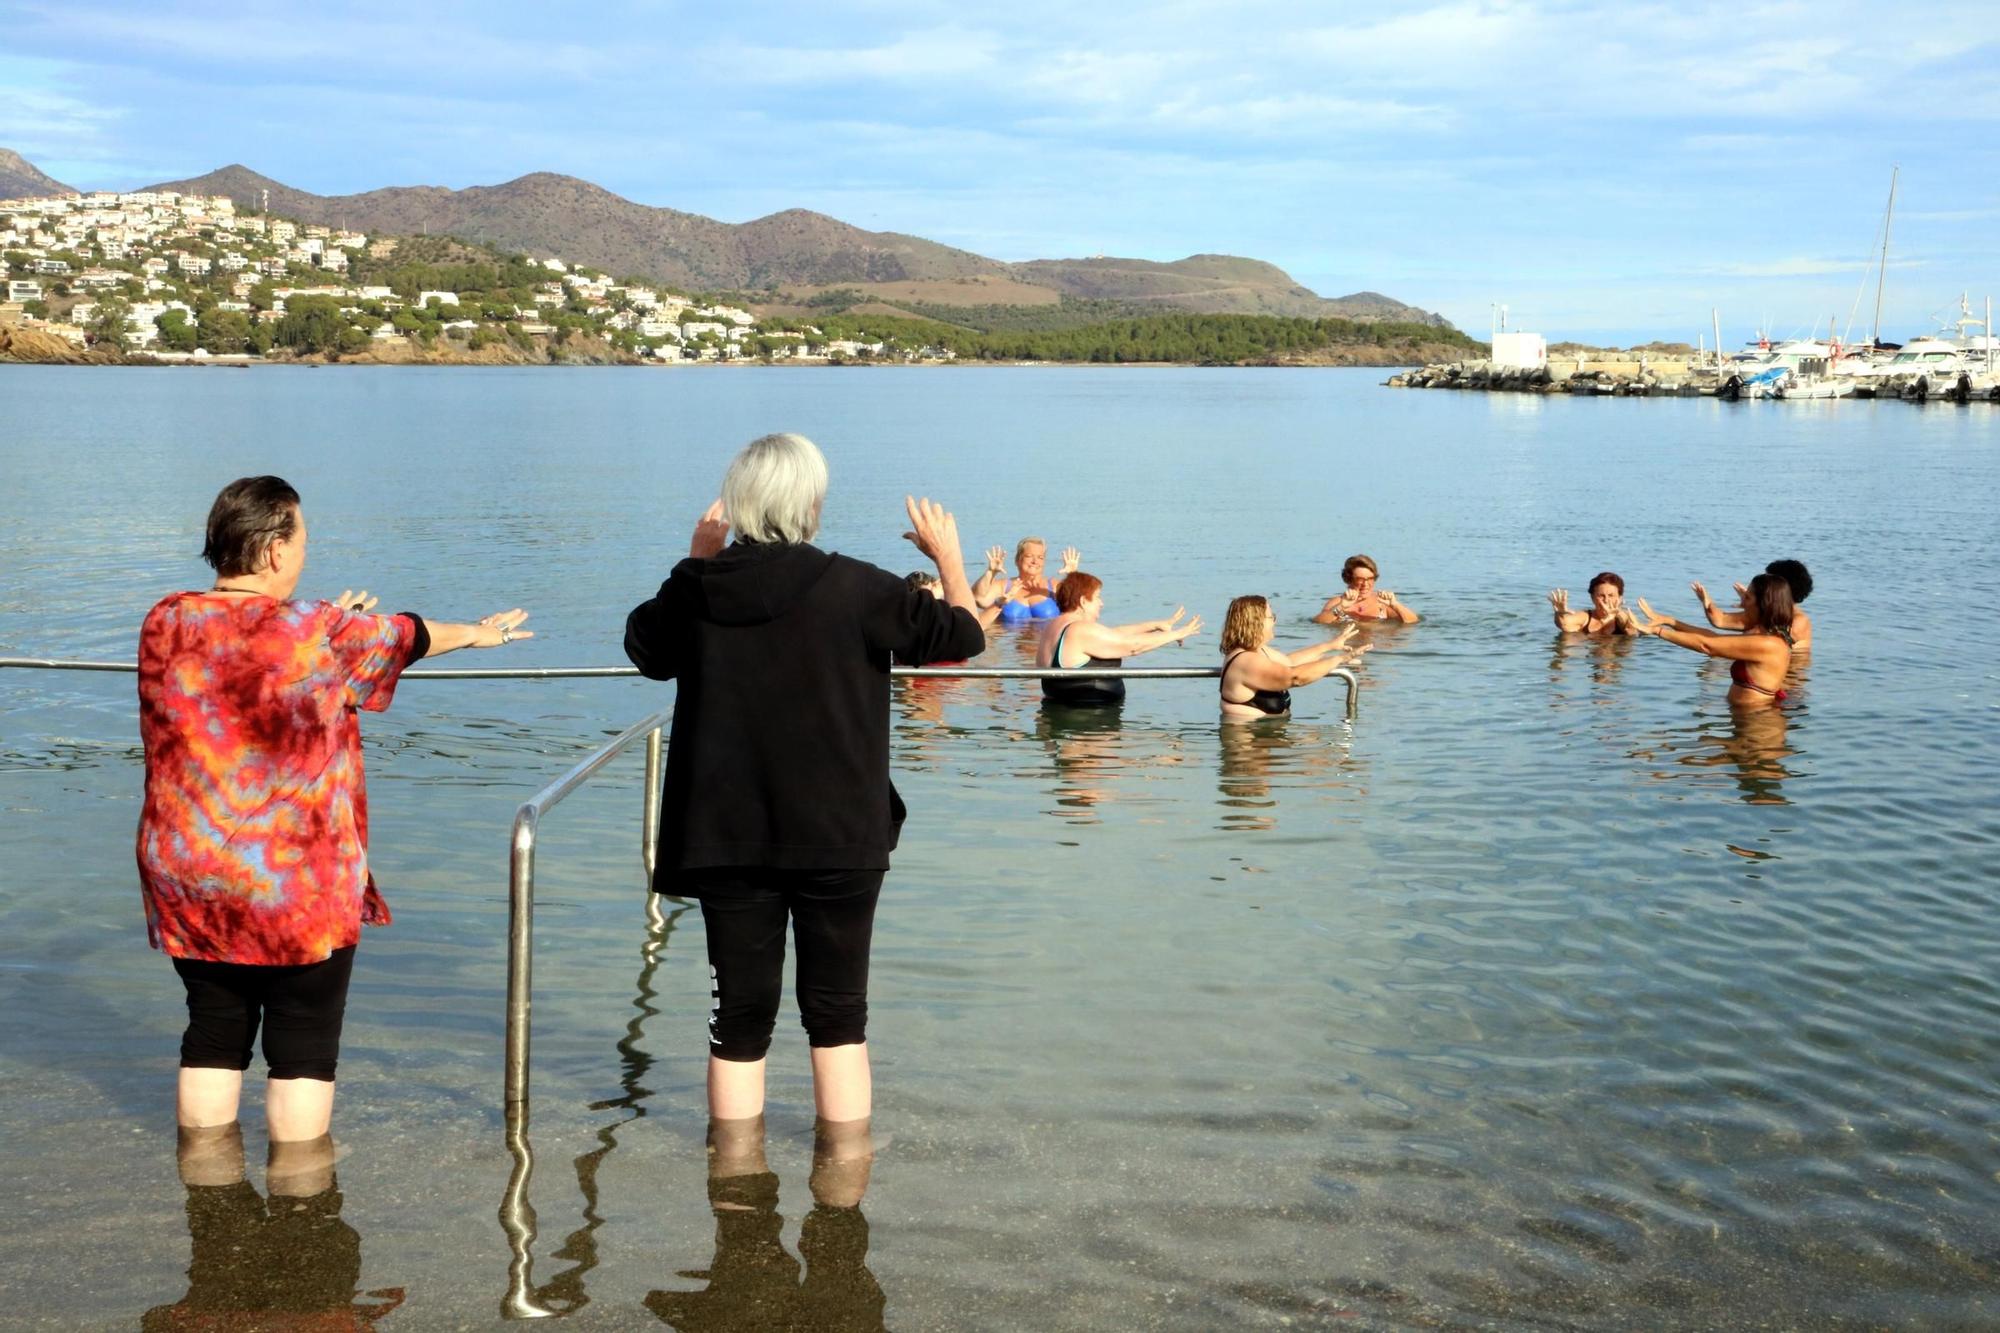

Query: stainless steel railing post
(1330, 668), (1358, 720)
(642, 727), (662, 881)
(505, 806), (538, 1109)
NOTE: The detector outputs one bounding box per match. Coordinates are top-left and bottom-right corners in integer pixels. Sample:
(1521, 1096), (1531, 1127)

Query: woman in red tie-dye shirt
(139, 476), (532, 1146)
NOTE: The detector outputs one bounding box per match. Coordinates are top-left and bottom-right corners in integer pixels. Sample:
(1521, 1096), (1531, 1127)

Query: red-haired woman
(1633, 572), (1795, 705)
(1218, 595), (1367, 719)
(1314, 554), (1420, 624)
(1035, 572), (1201, 706)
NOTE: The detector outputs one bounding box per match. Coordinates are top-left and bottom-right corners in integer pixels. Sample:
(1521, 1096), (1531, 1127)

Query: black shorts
(689, 869), (884, 1062)
(172, 946), (356, 1082)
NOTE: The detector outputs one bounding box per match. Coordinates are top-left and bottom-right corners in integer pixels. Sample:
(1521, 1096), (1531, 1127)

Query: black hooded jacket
(625, 540), (984, 890)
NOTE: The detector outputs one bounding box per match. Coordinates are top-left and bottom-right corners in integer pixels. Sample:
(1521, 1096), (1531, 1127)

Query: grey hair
(721, 432), (827, 545)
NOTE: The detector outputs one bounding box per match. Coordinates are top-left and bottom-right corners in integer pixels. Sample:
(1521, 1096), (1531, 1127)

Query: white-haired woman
(624, 433), (984, 1154)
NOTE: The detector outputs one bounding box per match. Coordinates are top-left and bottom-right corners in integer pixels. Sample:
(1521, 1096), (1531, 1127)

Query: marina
(3, 365), (1997, 1327)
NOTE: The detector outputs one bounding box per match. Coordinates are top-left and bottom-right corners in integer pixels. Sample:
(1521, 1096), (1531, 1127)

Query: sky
(3, 0), (1997, 343)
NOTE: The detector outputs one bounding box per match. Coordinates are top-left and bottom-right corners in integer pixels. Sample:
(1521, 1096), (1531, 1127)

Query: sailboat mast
(1871, 165), (1898, 345)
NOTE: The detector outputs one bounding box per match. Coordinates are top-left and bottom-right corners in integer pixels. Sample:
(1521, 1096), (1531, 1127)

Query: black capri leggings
(689, 868), (884, 1062)
(173, 946), (356, 1082)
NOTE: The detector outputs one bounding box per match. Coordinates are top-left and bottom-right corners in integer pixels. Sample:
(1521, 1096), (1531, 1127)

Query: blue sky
(3, 1), (1996, 342)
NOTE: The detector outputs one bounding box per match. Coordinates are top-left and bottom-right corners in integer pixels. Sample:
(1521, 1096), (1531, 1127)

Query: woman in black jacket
(625, 433), (984, 1139)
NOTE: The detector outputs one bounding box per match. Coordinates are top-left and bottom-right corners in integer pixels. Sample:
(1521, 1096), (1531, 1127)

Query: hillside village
(0, 189), (916, 364)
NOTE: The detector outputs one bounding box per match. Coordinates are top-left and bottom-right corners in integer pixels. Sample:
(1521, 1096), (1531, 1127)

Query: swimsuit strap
(1051, 623), (1070, 668)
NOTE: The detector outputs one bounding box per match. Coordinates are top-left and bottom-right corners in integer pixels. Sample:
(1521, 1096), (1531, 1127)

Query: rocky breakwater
(1388, 356), (1720, 397)
(0, 325), (120, 365)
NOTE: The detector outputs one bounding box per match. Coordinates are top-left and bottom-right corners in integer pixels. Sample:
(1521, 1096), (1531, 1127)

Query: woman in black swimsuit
(1219, 595), (1369, 720)
(1036, 571), (1201, 706)
(1549, 571), (1637, 634)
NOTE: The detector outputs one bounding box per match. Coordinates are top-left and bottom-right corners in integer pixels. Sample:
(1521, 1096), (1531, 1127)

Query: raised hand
(1376, 589), (1398, 607)
(1332, 622), (1358, 650)
(1690, 580), (1713, 609)
(474, 609), (534, 647)
(1156, 605), (1187, 633)
(1549, 588), (1571, 613)
(1614, 608), (1640, 633)
(1059, 546), (1080, 577)
(1175, 614), (1204, 641)
(902, 496), (963, 569)
(335, 590), (378, 614)
(983, 545), (1007, 575)
(690, 500), (730, 559)
(1634, 598), (1670, 635)
(1732, 581), (1748, 600)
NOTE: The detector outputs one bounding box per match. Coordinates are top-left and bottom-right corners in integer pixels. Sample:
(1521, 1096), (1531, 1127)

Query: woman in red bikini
(1633, 573), (1794, 706)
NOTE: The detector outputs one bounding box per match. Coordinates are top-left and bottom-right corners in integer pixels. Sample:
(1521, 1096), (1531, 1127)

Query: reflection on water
(147, 1126), (403, 1328)
(645, 1121), (884, 1332)
(1036, 702), (1129, 821)
(1216, 719), (1362, 833)
(1547, 630), (1638, 697)
(1632, 699), (1803, 808)
(502, 899), (691, 1318)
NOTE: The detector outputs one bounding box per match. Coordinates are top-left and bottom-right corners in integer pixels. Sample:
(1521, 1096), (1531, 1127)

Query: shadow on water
(500, 897), (690, 1318)
(147, 1126), (404, 1328)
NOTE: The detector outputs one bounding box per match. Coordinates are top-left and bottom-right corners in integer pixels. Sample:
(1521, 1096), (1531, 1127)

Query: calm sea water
(2, 365), (1997, 1329)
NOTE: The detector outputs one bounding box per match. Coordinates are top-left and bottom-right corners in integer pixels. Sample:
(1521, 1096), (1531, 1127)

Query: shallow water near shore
(2, 365), (1997, 1329)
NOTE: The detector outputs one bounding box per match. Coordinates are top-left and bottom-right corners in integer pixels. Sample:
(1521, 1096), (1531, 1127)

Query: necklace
(208, 584), (266, 595)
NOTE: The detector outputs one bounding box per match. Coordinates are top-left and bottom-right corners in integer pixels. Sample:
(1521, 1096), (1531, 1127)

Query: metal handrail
(506, 709), (668, 1108)
(0, 657), (1357, 708)
(3, 653), (1359, 1110)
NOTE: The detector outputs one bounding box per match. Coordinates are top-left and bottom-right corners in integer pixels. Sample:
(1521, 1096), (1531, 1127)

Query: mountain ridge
(0, 148), (77, 201)
(0, 148), (1448, 325)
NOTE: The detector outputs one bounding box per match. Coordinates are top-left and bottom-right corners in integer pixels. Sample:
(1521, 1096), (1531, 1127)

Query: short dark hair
(201, 476), (300, 576)
(1341, 554), (1378, 587)
(905, 570), (940, 593)
(1589, 571), (1624, 594)
(1765, 559), (1811, 603)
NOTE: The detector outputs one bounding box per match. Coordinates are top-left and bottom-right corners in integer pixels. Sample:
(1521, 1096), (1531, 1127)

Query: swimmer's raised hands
(690, 500), (730, 558)
(1633, 598), (1672, 635)
(1690, 580), (1713, 609)
(335, 590), (378, 614)
(984, 545), (1007, 576)
(1171, 613), (1204, 643)
(1059, 546), (1080, 577)
(1550, 588), (1572, 614)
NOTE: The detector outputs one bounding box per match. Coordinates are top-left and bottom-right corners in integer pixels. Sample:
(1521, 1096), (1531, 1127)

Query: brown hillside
(1008, 255), (1445, 324)
(0, 148), (78, 201)
(123, 159), (1452, 326)
(143, 168), (1001, 291)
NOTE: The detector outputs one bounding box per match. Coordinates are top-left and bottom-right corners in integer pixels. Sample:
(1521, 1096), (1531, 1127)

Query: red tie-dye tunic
(136, 592), (424, 965)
